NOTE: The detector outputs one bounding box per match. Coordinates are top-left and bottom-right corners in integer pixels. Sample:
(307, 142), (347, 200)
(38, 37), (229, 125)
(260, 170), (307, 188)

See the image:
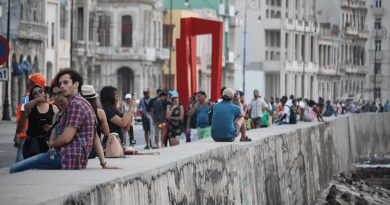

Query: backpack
(285, 105), (297, 124)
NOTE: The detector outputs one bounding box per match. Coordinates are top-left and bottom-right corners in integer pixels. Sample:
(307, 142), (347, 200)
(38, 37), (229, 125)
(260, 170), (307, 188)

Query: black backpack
(285, 105), (297, 124)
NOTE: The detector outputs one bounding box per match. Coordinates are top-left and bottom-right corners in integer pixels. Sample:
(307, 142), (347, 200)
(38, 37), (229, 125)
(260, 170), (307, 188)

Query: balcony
(357, 66), (369, 74)
(18, 21), (48, 41)
(319, 28), (334, 38)
(341, 0), (366, 9)
(358, 26), (369, 39)
(370, 74), (383, 84)
(229, 16), (243, 27)
(285, 19), (295, 30)
(73, 41), (85, 55)
(370, 51), (383, 62)
(156, 48), (170, 60)
(372, 7), (384, 17)
(344, 26), (358, 35)
(372, 29), (386, 38)
(97, 47), (162, 61)
(264, 18), (281, 29)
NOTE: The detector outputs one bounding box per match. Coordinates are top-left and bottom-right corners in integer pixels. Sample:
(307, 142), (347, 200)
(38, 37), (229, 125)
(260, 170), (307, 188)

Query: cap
(222, 88), (234, 99)
(29, 73), (46, 87)
(169, 91), (179, 97)
(236, 90), (244, 96)
(304, 96), (308, 100)
(81, 85), (99, 99)
(125, 94), (132, 99)
(143, 89), (149, 93)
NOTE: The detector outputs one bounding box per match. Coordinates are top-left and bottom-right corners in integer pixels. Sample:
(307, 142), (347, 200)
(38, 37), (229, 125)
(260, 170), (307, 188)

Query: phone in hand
(39, 119), (48, 126)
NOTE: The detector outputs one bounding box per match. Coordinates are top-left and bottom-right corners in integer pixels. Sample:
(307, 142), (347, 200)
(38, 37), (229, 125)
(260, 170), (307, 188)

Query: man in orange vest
(14, 73), (46, 163)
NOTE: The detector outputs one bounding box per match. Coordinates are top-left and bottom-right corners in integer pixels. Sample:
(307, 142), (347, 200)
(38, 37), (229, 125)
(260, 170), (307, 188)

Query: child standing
(261, 107), (271, 128)
(245, 111), (255, 130)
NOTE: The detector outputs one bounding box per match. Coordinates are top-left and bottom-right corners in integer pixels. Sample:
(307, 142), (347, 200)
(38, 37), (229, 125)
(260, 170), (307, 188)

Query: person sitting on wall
(211, 88), (251, 142)
(322, 100), (336, 117)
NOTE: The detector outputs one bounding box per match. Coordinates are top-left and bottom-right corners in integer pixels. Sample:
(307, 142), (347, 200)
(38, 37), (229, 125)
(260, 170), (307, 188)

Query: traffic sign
(0, 67), (9, 81)
(0, 35), (10, 66)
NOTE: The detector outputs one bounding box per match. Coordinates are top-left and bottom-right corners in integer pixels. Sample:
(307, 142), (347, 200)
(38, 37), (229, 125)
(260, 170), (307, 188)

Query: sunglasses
(32, 89), (44, 96)
(51, 91), (62, 98)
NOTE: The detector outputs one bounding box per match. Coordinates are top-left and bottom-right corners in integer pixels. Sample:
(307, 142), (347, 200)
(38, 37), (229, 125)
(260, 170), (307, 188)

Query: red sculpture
(176, 17), (223, 108)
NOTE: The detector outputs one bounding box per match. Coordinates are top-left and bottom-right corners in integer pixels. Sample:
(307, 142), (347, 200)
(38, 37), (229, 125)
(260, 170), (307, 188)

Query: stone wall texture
(2, 114), (390, 205)
(54, 114), (390, 205)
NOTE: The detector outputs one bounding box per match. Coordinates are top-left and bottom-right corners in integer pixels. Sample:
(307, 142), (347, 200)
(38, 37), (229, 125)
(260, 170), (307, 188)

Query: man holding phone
(211, 88), (252, 142)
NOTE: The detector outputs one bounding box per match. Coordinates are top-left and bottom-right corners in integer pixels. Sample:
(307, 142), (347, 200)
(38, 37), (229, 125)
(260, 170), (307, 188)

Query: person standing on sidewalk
(248, 90), (268, 129)
(188, 91), (213, 140)
(138, 89), (154, 149)
(151, 92), (167, 148)
(14, 73), (46, 163)
(385, 100), (389, 113)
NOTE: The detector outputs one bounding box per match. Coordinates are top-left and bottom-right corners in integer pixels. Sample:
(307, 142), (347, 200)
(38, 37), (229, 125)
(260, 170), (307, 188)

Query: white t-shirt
(298, 101), (306, 109)
(283, 100), (293, 123)
(248, 98), (267, 118)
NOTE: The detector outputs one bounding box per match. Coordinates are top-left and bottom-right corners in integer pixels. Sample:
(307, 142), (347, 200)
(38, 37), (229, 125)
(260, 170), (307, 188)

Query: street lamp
(302, 15), (317, 98)
(373, 26), (387, 100)
(242, 0), (261, 94)
(2, 0), (11, 121)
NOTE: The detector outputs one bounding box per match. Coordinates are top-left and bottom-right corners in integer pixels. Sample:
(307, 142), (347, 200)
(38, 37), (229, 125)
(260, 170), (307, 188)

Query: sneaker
(152, 146), (159, 149)
(144, 145), (150, 149)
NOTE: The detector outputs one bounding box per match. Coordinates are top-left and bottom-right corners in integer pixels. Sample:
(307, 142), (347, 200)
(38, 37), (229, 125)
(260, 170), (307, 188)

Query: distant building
(365, 0), (389, 103)
(0, 0), (48, 116)
(72, 0), (169, 100)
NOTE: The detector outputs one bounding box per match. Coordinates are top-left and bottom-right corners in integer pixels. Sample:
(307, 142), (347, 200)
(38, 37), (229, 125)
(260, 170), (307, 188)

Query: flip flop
(240, 136), (252, 142)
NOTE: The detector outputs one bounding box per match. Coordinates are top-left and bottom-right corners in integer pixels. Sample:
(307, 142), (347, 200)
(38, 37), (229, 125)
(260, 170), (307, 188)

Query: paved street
(0, 121), (178, 169)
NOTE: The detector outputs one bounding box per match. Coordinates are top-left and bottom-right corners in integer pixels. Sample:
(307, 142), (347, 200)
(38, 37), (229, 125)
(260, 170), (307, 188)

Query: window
(270, 51), (274, 60)
(89, 17), (94, 41)
(158, 22), (161, 48)
(153, 21), (157, 48)
(375, 40), (381, 51)
(286, 0), (288, 8)
(301, 35), (305, 60)
(277, 0), (281, 7)
(20, 4), (23, 20)
(266, 10), (269, 18)
(376, 0), (382, 7)
(375, 18), (381, 29)
(266, 0), (269, 6)
(265, 51), (269, 60)
(77, 8), (84, 41)
(60, 1), (68, 40)
(98, 15), (110, 47)
(271, 0), (275, 6)
(374, 88), (381, 99)
(375, 63), (381, 74)
(271, 10), (275, 18)
(121, 16), (133, 47)
(51, 23), (55, 48)
(163, 25), (174, 48)
(285, 33), (288, 49)
(270, 31), (275, 47)
(276, 31), (280, 47)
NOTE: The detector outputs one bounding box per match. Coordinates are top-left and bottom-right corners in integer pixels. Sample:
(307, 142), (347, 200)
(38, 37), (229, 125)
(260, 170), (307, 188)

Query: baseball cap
(29, 73), (46, 87)
(222, 88), (234, 99)
(304, 96), (308, 100)
(143, 89), (149, 93)
(169, 90), (179, 97)
(236, 90), (244, 96)
(125, 94), (132, 99)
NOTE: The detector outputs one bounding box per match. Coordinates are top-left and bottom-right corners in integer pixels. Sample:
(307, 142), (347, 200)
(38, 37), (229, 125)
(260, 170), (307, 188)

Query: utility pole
(70, 0), (74, 68)
(168, 0), (173, 90)
(2, 0), (11, 121)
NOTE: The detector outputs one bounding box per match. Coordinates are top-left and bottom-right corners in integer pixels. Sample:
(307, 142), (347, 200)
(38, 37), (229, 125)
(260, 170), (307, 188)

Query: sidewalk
(0, 115), (16, 124)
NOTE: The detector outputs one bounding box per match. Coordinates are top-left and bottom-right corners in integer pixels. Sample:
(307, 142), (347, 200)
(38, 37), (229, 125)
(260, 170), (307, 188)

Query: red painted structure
(176, 17), (223, 108)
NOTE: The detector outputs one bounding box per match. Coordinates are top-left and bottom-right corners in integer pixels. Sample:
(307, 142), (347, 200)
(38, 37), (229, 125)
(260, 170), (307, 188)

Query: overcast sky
(317, 0), (341, 26)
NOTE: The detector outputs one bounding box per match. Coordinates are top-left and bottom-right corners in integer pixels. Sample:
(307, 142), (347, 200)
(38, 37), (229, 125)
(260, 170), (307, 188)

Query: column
(305, 0), (310, 18)
(288, 31), (294, 61)
(297, 73), (302, 97)
(289, 0), (294, 20)
(298, 0), (303, 20)
(83, 2), (89, 43)
(298, 33), (302, 62)
(280, 70), (285, 97)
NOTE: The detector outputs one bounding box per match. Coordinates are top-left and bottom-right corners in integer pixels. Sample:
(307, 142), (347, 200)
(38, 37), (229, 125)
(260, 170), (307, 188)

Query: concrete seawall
(1, 114), (389, 205)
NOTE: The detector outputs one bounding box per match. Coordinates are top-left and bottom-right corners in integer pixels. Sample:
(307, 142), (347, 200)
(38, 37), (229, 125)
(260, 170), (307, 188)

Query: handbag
(105, 133), (125, 158)
(22, 137), (41, 159)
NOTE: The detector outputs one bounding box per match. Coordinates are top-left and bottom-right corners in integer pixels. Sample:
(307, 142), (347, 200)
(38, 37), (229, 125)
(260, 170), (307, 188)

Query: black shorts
(142, 116), (150, 131)
(261, 125), (268, 128)
(212, 123), (240, 142)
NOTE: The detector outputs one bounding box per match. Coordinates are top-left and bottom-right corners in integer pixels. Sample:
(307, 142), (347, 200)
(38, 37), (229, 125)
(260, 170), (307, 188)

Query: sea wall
(1, 114), (390, 205)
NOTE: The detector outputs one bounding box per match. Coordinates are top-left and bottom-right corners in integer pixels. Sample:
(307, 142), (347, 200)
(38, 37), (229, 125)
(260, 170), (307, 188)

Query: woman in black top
(23, 84), (59, 158)
(100, 86), (136, 146)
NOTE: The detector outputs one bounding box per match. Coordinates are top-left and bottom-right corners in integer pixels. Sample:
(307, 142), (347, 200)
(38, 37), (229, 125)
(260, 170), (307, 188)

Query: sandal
(240, 136), (252, 142)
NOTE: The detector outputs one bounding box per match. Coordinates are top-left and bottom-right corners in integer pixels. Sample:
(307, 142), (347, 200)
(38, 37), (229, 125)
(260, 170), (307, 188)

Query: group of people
(11, 70), (389, 173)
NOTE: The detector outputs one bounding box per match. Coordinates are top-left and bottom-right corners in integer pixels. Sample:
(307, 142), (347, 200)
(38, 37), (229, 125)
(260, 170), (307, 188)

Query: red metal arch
(176, 17), (223, 107)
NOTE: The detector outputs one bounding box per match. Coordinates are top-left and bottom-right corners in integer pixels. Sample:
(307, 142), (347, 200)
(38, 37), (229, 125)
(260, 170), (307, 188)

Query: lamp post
(70, 0), (74, 68)
(373, 26), (387, 100)
(302, 15), (317, 98)
(242, 0), (260, 94)
(2, 0), (11, 121)
(168, 0), (173, 90)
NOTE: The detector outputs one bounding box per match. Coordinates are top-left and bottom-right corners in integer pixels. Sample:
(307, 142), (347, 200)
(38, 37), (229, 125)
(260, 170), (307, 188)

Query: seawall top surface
(0, 114), (383, 205)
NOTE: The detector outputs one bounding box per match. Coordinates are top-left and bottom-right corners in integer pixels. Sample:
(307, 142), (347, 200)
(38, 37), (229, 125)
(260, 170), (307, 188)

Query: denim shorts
(212, 123), (240, 142)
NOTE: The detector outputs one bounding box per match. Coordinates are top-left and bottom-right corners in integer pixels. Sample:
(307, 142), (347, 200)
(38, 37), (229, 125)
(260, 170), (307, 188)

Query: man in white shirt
(275, 96), (292, 125)
(248, 90), (270, 129)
